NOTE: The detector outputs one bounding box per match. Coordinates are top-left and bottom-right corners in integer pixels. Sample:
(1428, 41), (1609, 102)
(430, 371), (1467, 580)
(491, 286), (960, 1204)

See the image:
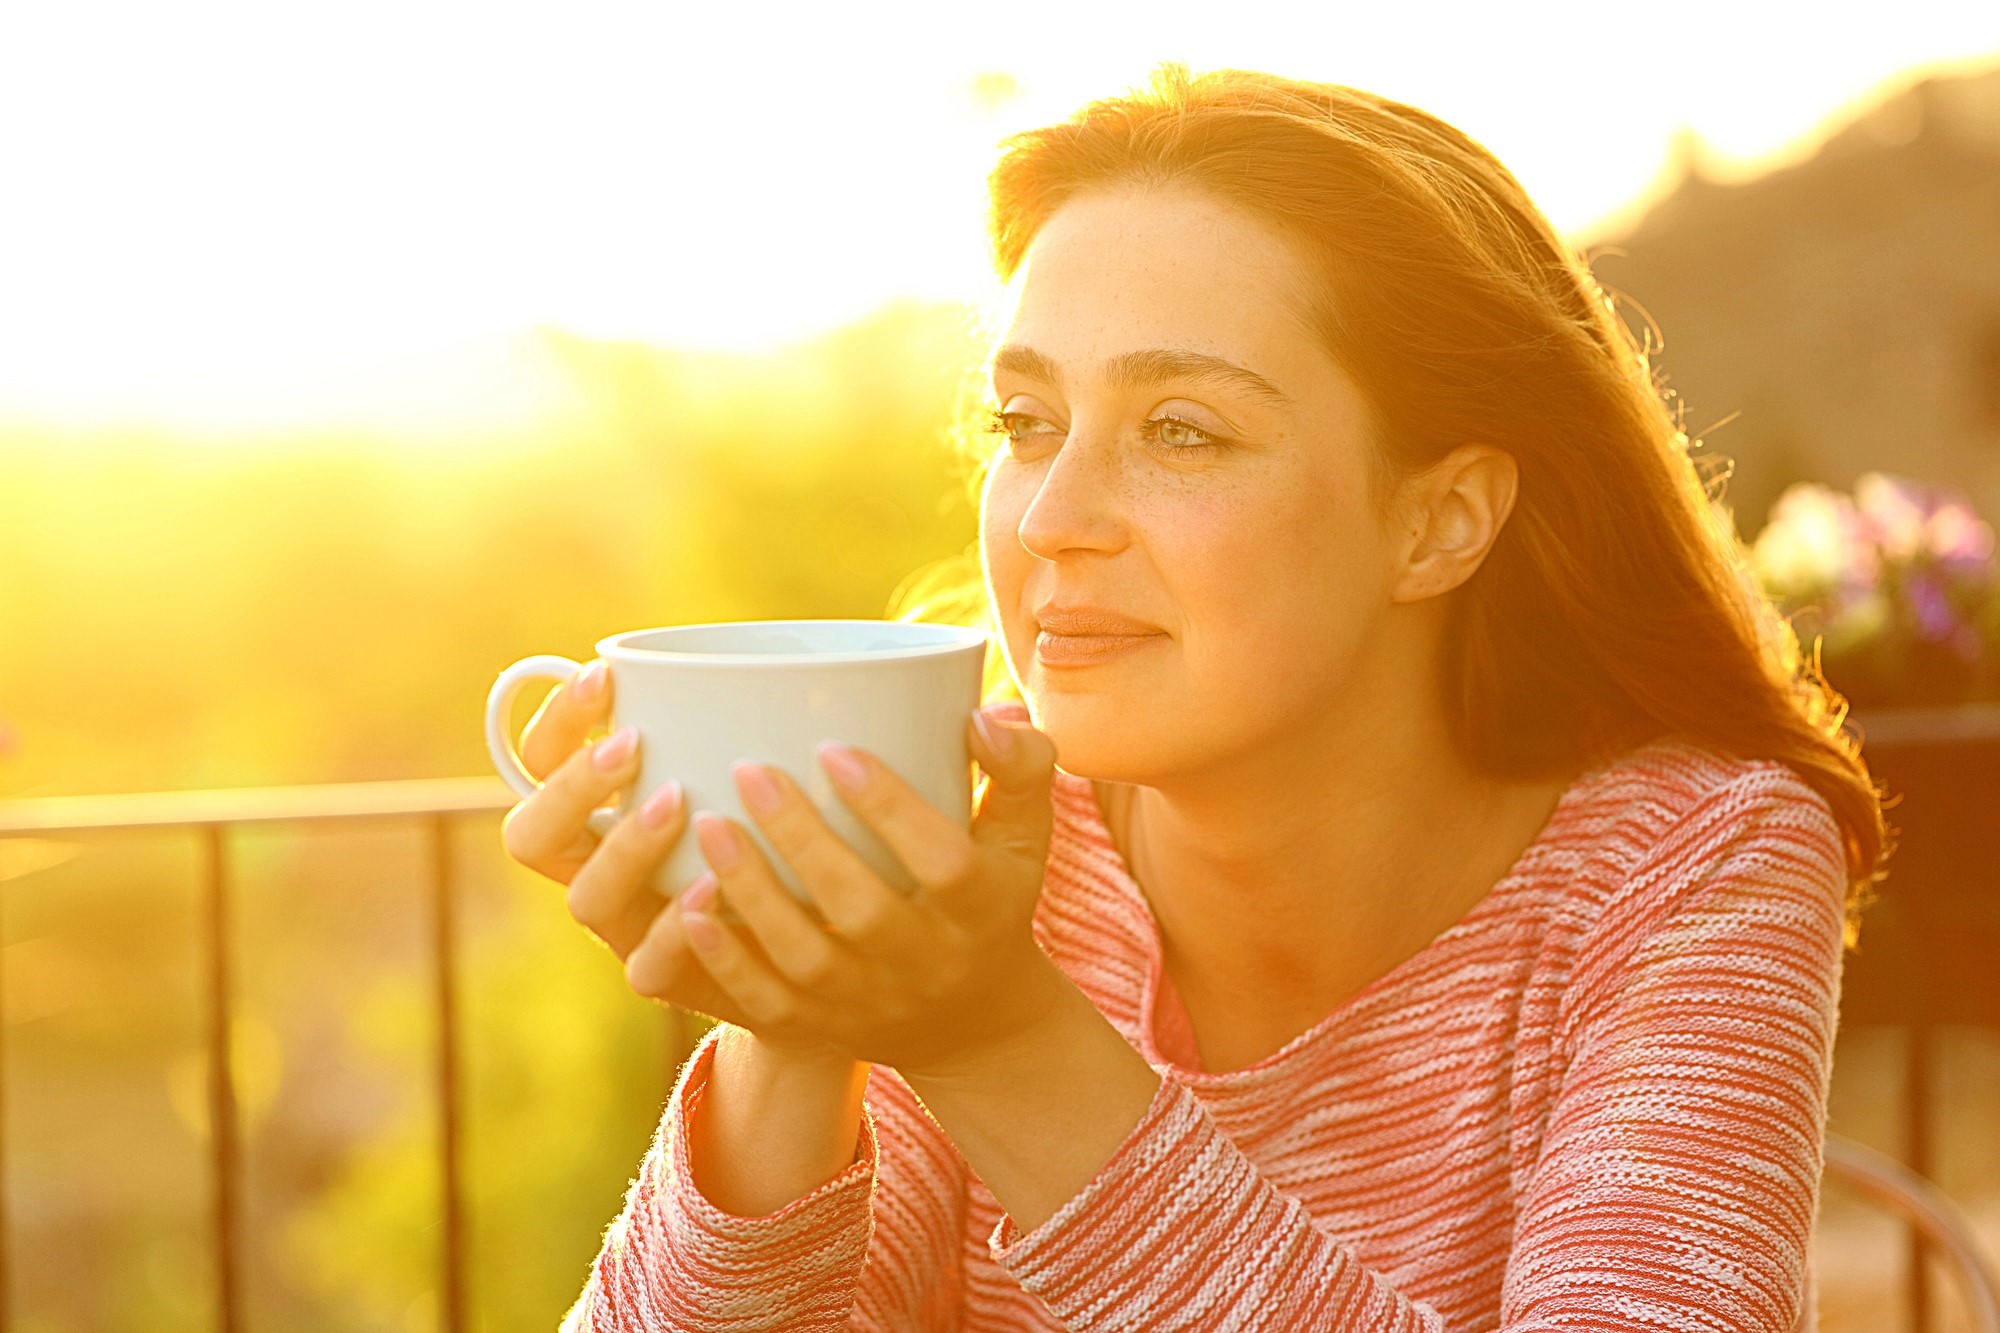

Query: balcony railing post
(429, 815), (469, 1333)
(200, 823), (243, 1333)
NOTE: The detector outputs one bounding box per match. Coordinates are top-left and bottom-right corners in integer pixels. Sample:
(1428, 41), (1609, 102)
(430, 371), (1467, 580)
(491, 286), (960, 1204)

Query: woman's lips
(1035, 630), (1165, 666)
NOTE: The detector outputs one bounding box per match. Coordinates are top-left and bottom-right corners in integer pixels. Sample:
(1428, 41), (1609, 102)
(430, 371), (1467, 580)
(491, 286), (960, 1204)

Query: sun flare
(2, 2), (1995, 434)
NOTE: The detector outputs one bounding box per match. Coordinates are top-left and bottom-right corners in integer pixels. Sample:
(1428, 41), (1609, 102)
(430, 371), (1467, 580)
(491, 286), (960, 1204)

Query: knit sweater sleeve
(982, 765), (1847, 1332)
(561, 1022), (969, 1332)
(1498, 766), (1848, 1330)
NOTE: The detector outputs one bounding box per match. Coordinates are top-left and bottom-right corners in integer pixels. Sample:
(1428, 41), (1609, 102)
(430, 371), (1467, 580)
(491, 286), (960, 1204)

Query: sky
(2, 0), (1996, 434)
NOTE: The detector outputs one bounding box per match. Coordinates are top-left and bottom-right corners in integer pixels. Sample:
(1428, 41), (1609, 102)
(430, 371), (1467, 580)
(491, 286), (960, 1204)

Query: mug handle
(485, 655), (620, 839)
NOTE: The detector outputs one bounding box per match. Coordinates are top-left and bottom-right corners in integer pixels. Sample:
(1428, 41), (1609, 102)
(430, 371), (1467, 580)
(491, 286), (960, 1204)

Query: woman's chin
(1024, 699), (1164, 781)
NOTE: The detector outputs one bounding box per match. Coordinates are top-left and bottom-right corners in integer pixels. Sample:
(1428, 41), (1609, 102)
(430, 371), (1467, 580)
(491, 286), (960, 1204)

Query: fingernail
(640, 779), (682, 830)
(693, 811), (741, 872)
(574, 660), (607, 701)
(592, 726), (637, 771)
(973, 707), (1014, 761)
(734, 760), (782, 817)
(683, 911), (721, 951)
(680, 870), (718, 914)
(818, 741), (868, 795)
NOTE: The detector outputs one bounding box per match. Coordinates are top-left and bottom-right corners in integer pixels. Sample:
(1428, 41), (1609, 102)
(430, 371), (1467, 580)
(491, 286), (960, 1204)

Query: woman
(505, 64), (1886, 1331)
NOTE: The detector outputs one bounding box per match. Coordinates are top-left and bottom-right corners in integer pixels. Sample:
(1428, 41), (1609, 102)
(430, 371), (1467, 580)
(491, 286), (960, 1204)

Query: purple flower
(1896, 564), (1976, 660)
(1856, 473), (1931, 562)
(1856, 472), (1996, 574)
(1928, 499), (1995, 573)
(1756, 473), (2000, 677)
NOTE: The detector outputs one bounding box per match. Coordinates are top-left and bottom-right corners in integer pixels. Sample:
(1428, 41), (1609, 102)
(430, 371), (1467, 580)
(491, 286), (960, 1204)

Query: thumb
(967, 704), (1059, 858)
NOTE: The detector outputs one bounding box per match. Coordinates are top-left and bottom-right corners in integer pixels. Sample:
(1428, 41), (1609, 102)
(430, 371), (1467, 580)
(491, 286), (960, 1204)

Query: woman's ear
(1386, 443), (1519, 605)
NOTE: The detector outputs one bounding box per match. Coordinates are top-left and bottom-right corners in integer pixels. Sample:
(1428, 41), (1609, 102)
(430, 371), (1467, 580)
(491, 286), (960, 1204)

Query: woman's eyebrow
(989, 344), (1293, 409)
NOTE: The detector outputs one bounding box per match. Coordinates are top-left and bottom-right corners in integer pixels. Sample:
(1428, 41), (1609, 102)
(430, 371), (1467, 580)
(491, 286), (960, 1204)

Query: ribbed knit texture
(562, 701), (1849, 1331)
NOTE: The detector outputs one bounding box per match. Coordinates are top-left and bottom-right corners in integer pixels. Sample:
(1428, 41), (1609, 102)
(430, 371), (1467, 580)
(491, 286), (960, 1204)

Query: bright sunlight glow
(2, 0), (1996, 435)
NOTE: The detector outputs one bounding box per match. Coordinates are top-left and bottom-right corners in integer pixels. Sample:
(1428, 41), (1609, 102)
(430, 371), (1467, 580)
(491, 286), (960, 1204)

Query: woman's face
(980, 182), (1413, 782)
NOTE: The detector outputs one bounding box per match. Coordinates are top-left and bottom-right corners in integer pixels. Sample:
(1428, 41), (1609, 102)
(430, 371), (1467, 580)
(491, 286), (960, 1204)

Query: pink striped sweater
(564, 701), (1850, 1331)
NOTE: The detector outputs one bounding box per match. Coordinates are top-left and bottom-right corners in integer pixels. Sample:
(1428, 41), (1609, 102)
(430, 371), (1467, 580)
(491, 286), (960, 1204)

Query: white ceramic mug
(485, 619), (989, 903)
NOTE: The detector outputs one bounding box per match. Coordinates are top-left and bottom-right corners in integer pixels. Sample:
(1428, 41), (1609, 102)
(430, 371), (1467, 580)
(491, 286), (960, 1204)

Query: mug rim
(596, 618), (988, 667)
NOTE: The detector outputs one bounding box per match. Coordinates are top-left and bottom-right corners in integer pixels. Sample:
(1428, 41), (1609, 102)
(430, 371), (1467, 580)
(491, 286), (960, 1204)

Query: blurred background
(3, 1), (1999, 1329)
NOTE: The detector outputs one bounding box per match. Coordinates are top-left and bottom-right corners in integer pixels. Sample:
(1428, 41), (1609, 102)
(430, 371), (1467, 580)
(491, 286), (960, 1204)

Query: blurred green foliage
(0, 299), (998, 1331)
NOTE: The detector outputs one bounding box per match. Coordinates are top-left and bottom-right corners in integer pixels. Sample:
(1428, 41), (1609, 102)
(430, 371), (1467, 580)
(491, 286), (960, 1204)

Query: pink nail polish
(818, 741), (868, 794)
(640, 780), (682, 830)
(734, 760), (783, 816)
(680, 871), (718, 914)
(592, 726), (637, 771)
(683, 911), (721, 951)
(694, 812), (741, 872)
(973, 707), (1014, 761)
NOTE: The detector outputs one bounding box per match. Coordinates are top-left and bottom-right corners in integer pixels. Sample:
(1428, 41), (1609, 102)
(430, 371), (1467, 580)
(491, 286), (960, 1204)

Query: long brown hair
(889, 62), (1888, 940)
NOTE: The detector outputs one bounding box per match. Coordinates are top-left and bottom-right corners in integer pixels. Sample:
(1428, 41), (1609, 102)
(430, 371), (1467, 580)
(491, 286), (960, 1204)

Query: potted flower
(1751, 472), (2000, 711)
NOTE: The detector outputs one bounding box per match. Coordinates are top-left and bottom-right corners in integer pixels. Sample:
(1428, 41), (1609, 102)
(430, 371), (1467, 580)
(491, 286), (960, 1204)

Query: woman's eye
(1140, 415), (1225, 456)
(986, 408), (1059, 449)
(983, 407), (1228, 458)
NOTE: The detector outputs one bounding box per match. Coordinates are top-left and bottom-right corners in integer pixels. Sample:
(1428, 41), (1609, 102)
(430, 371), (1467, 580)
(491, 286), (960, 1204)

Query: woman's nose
(1015, 424), (1132, 561)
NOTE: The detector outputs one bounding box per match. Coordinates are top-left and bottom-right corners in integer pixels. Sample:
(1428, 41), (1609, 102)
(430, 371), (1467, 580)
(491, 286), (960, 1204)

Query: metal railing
(1, 775), (1993, 1330)
(1824, 1135), (2000, 1331)
(0, 776), (696, 1333)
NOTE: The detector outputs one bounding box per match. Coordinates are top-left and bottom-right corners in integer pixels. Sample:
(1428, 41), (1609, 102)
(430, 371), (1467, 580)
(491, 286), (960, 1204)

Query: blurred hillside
(1588, 61), (2000, 536)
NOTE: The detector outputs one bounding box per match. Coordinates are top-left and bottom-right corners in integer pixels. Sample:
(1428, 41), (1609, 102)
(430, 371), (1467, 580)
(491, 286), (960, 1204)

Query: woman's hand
(622, 705), (1070, 1081)
(497, 658), (751, 1028)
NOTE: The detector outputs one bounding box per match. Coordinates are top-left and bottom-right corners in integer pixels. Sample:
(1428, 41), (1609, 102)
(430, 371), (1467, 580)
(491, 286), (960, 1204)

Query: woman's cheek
(980, 462), (1037, 552)
(979, 471), (1035, 635)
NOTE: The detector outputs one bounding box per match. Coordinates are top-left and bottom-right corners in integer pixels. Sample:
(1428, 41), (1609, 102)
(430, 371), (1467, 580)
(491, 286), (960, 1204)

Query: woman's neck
(1090, 723), (1572, 1069)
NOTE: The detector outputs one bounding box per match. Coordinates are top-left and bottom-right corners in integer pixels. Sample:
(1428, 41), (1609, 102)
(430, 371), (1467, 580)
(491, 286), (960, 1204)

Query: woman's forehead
(1013, 189), (1305, 307)
(991, 188), (1325, 387)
